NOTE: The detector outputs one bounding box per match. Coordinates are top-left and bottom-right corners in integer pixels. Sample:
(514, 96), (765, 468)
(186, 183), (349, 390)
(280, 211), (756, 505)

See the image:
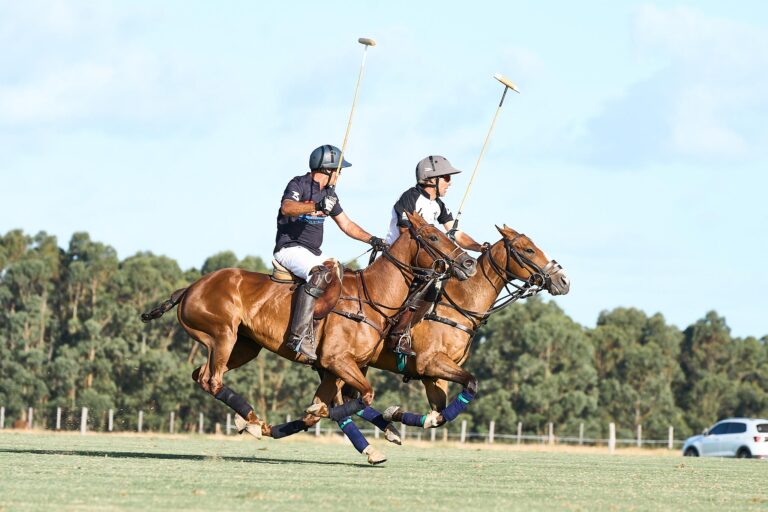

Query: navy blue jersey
(274, 173), (343, 255)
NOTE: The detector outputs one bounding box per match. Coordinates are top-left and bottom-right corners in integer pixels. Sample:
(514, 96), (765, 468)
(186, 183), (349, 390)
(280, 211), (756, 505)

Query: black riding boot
(287, 266), (331, 362)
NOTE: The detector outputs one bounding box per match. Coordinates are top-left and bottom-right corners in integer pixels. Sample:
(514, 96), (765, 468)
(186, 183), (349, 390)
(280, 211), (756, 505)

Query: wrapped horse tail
(140, 287), (188, 323)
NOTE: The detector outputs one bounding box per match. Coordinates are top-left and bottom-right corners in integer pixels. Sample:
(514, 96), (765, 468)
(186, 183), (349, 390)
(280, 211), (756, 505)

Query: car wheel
(736, 448), (752, 459)
(684, 447), (699, 457)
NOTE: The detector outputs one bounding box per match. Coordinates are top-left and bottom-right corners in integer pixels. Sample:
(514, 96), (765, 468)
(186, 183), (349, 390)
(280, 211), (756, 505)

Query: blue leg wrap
(271, 419), (308, 439)
(441, 389), (476, 422)
(401, 411), (427, 427)
(328, 398), (365, 422)
(356, 406), (389, 431)
(338, 417), (369, 453)
(214, 385), (254, 419)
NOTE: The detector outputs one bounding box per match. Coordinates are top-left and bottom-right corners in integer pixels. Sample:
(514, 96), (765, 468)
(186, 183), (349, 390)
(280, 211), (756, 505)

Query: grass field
(0, 431), (765, 511)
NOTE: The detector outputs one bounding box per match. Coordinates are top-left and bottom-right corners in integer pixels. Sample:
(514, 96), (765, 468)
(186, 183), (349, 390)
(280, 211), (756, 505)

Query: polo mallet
(450, 73), (520, 236)
(328, 37), (376, 192)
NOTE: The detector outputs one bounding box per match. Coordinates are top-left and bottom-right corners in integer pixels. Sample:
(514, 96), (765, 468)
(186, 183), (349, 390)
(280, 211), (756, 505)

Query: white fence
(0, 405), (684, 449)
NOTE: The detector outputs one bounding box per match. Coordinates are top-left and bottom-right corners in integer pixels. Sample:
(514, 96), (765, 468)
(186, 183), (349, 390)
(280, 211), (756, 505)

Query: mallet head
(358, 37), (376, 47)
(494, 73), (520, 93)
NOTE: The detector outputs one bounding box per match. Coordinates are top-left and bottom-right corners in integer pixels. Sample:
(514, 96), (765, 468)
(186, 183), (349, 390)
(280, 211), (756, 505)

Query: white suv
(682, 418), (768, 459)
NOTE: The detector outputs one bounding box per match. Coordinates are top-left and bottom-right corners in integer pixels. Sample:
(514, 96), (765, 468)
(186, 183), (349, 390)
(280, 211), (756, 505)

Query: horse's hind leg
(386, 353), (477, 428)
(188, 326), (266, 437)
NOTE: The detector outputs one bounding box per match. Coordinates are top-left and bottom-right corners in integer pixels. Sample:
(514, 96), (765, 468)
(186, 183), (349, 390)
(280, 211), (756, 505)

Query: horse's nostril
(463, 259), (475, 269)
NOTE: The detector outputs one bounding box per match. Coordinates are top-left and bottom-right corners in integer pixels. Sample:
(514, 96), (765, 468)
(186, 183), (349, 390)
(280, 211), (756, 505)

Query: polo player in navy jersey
(384, 155), (484, 356)
(274, 144), (386, 362)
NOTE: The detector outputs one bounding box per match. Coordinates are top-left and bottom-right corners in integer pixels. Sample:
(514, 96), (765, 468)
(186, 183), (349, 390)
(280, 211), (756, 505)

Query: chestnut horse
(141, 212), (476, 447)
(301, 224), (569, 437)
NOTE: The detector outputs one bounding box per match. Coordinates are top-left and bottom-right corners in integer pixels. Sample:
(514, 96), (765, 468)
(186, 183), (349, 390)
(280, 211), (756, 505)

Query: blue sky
(1, 1), (766, 338)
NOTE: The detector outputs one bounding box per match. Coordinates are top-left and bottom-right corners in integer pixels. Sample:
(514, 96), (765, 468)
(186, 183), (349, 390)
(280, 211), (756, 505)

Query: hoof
(423, 410), (441, 429)
(234, 415), (263, 440)
(305, 403), (329, 418)
(382, 405), (401, 423)
(363, 445), (387, 465)
(383, 423), (402, 445)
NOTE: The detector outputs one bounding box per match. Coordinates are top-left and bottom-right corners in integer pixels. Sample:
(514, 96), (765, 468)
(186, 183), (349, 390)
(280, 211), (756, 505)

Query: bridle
(424, 234), (562, 340)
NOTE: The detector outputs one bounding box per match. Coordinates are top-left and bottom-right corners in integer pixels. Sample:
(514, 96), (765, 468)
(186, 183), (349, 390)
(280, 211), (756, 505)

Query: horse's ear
(496, 224), (519, 238)
(495, 224), (505, 236)
(406, 211), (425, 227)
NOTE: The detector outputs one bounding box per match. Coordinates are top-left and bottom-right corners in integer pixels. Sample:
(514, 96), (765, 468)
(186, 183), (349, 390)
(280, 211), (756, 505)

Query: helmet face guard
(309, 145), (351, 171)
(415, 155), (461, 182)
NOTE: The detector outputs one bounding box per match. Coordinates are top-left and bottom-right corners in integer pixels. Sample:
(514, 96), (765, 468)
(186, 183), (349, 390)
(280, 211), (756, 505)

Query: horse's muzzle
(453, 254), (477, 280)
(547, 267), (570, 296)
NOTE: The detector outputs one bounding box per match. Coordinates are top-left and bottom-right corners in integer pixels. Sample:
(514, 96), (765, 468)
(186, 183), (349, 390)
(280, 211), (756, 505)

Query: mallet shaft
(331, 37), (376, 187)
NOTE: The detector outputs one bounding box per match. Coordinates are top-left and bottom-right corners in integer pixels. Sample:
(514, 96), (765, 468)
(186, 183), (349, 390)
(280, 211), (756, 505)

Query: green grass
(0, 432), (765, 511)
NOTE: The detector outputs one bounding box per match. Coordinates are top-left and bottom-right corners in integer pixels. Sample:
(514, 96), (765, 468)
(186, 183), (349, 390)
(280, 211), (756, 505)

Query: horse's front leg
(384, 353), (477, 428)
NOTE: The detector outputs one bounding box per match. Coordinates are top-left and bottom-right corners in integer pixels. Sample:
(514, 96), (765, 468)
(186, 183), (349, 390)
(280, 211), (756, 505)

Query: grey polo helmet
(415, 155), (461, 182)
(309, 144), (351, 171)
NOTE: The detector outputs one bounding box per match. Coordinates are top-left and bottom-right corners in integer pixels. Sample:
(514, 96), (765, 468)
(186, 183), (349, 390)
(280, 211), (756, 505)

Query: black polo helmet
(309, 144), (351, 171)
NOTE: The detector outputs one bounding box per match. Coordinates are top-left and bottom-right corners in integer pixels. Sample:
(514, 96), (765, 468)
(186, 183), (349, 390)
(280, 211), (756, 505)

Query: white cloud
(573, 5), (768, 166)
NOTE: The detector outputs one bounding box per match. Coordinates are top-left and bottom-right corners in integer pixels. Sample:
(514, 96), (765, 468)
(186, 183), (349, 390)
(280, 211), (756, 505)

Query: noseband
(376, 223), (469, 281)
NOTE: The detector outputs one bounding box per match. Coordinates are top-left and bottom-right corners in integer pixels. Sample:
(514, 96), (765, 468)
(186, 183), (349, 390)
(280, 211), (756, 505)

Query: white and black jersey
(385, 185), (453, 245)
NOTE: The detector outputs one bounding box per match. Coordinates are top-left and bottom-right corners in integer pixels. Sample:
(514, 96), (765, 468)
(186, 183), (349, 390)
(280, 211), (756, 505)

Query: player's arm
(333, 211), (374, 243)
(280, 199), (318, 217)
(443, 220), (484, 252)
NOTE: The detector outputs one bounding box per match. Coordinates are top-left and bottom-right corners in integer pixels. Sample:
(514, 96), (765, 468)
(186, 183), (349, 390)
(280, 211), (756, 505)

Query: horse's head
(491, 224), (570, 296)
(405, 211), (477, 280)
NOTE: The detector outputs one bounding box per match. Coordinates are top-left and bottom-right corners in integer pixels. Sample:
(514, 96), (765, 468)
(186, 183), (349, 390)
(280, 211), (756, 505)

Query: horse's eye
(429, 235), (439, 242)
(525, 248), (535, 255)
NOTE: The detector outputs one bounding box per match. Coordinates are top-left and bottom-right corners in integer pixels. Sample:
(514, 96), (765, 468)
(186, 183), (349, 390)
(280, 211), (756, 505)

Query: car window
(726, 422), (747, 434)
(709, 423), (729, 435)
(756, 423), (768, 433)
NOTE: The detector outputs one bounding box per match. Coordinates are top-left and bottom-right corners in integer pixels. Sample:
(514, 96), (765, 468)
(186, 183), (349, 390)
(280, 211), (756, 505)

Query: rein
(331, 223), (464, 338)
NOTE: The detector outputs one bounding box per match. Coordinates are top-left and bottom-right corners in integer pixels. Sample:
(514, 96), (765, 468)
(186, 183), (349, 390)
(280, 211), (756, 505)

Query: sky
(1, 1), (767, 338)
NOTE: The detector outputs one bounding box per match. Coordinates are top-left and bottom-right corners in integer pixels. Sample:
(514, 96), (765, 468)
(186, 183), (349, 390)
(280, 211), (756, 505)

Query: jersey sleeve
(436, 198), (454, 224)
(281, 177), (304, 203)
(330, 197), (343, 217)
(393, 188), (420, 228)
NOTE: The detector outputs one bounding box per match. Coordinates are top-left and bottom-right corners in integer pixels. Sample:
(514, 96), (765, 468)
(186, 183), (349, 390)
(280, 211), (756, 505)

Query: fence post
(460, 420), (467, 443)
(56, 407), (62, 431)
(315, 422), (321, 437)
(637, 424), (642, 448)
(401, 423), (407, 441)
(579, 423), (584, 445)
(517, 422), (522, 445)
(170, 412), (175, 434)
(488, 420), (495, 444)
(28, 407), (33, 429)
(430, 428), (436, 442)
(374, 426), (380, 439)
(138, 410), (143, 433)
(198, 413), (204, 434)
(608, 422), (616, 454)
(548, 422), (554, 445)
(108, 409), (114, 432)
(225, 414), (230, 435)
(442, 428), (448, 442)
(0, 406), (4, 429)
(286, 414), (291, 422)
(668, 426), (674, 450)
(80, 407), (88, 435)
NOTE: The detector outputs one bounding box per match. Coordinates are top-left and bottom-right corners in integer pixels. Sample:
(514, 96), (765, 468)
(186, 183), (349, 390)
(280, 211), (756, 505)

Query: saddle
(271, 258), (343, 320)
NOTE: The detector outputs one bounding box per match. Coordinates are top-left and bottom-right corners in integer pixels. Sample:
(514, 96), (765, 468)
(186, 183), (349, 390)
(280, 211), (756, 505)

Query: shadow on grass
(0, 448), (377, 468)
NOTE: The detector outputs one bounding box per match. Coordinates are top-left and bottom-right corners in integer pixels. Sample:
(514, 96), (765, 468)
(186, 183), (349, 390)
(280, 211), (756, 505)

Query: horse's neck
(358, 238), (415, 307)
(442, 242), (508, 314)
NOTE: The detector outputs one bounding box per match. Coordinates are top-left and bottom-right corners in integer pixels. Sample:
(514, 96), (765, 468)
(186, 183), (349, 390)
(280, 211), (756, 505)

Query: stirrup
(289, 335), (317, 362)
(393, 333), (416, 357)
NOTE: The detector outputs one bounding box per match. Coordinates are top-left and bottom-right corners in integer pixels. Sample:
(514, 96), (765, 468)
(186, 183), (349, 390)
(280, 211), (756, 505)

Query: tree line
(1, 229), (766, 439)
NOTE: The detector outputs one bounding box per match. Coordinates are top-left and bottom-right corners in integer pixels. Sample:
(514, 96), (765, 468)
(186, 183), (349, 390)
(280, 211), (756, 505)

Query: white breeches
(273, 246), (326, 280)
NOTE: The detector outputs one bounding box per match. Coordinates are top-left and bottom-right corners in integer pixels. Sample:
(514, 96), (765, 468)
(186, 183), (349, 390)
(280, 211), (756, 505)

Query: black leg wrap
(271, 419), (309, 439)
(328, 398), (366, 422)
(214, 385), (254, 419)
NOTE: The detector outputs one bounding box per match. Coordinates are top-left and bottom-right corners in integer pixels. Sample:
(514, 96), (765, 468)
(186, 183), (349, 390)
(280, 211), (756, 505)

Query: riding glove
(315, 193), (338, 215)
(368, 236), (389, 251)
